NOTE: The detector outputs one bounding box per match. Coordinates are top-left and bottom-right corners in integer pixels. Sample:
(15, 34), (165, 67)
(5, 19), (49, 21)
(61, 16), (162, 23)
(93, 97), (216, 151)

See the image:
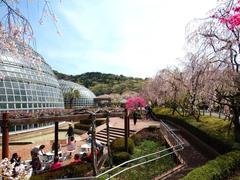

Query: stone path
(162, 133), (209, 179)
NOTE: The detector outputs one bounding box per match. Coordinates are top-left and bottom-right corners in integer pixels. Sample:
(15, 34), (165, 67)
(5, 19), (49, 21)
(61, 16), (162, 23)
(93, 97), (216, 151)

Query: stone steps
(96, 127), (135, 145)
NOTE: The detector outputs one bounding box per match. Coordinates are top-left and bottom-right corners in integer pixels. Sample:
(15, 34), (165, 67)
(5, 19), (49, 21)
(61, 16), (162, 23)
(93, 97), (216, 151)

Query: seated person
(38, 145), (46, 156)
(71, 154), (81, 164)
(81, 152), (89, 162)
(10, 153), (21, 167)
(51, 142), (62, 157)
(31, 144), (46, 157)
(51, 142), (61, 152)
(51, 156), (62, 170)
(31, 145), (50, 163)
(31, 152), (42, 174)
(82, 149), (99, 163)
(67, 136), (76, 156)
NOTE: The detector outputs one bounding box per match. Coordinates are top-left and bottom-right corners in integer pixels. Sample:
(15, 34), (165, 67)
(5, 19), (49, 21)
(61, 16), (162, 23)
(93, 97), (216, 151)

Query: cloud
(46, 0), (217, 78)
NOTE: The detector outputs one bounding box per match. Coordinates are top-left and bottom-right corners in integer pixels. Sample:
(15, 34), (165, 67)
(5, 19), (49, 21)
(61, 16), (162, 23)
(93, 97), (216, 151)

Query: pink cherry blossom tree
(0, 0), (59, 58)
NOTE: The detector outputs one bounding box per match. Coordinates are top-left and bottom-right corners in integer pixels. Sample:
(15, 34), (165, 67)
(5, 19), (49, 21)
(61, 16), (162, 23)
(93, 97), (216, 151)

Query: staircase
(96, 127), (135, 145)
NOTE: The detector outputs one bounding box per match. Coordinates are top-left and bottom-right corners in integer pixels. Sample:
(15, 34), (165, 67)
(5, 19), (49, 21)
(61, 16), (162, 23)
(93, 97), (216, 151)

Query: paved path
(163, 132), (209, 179)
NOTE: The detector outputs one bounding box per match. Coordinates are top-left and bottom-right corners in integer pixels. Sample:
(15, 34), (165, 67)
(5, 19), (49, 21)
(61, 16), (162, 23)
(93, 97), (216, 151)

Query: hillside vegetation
(54, 71), (146, 96)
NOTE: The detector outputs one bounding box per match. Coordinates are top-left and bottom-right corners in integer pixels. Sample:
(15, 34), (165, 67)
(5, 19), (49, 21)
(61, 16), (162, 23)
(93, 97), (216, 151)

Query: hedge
(112, 152), (131, 165)
(111, 137), (135, 155)
(80, 119), (106, 126)
(153, 108), (232, 154)
(31, 162), (92, 180)
(182, 151), (240, 180)
(74, 120), (106, 130)
(74, 123), (91, 131)
(130, 134), (141, 146)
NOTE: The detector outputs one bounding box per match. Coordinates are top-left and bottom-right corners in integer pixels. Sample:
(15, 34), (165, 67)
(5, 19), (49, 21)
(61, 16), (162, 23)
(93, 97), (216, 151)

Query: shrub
(74, 123), (91, 131)
(130, 134), (141, 146)
(80, 119), (106, 126)
(182, 151), (240, 180)
(111, 137), (135, 154)
(74, 120), (106, 130)
(31, 162), (92, 179)
(148, 125), (159, 132)
(96, 120), (106, 126)
(112, 152), (131, 165)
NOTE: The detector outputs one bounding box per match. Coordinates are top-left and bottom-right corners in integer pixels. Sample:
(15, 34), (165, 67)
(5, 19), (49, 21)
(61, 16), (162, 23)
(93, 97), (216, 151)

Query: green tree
(63, 88), (80, 109)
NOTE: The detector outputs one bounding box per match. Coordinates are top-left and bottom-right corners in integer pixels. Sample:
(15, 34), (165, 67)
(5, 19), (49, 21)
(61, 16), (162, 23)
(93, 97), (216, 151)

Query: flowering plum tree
(125, 97), (146, 111)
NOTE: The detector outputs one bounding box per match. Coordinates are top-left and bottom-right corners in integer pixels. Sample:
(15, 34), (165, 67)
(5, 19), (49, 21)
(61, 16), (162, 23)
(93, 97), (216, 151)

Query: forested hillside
(54, 71), (146, 96)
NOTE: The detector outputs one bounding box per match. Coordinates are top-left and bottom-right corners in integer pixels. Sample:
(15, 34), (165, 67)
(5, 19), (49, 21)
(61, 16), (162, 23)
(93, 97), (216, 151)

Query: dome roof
(0, 44), (64, 111)
(58, 80), (96, 107)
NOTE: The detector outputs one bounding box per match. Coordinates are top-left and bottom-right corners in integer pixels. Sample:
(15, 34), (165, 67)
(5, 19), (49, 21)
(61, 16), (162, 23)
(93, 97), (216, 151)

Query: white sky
(36, 0), (218, 78)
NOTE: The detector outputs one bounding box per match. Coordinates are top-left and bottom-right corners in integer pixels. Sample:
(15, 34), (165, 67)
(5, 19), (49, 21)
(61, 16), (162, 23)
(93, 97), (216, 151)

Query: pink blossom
(220, 17), (228, 23)
(125, 97), (146, 111)
(232, 7), (240, 12)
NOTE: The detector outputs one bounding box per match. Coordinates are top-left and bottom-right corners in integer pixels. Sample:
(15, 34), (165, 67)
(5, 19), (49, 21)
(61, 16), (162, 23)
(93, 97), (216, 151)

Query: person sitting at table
(51, 142), (61, 152)
(38, 145), (46, 156)
(31, 144), (46, 156)
(10, 153), (21, 167)
(83, 149), (99, 163)
(67, 136), (76, 156)
(51, 156), (62, 170)
(31, 152), (42, 174)
(51, 142), (62, 157)
(71, 154), (81, 164)
(31, 144), (50, 163)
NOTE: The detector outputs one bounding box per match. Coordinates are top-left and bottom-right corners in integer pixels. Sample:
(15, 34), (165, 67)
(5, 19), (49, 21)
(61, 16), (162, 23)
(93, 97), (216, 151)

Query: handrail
(57, 120), (184, 180)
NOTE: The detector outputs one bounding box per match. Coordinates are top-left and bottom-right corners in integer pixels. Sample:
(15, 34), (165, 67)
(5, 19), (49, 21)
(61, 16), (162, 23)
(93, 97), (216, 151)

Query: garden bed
(104, 127), (178, 179)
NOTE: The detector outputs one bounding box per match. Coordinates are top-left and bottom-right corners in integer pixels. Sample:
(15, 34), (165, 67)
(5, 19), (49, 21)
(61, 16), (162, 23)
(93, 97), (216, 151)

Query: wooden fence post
(54, 122), (59, 157)
(2, 113), (9, 159)
(91, 113), (97, 176)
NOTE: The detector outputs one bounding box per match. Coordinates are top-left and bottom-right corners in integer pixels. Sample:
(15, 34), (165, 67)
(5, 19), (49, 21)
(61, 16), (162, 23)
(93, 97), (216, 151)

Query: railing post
(54, 121), (59, 157)
(106, 111), (113, 168)
(91, 112), (97, 176)
(2, 112), (9, 159)
(127, 111), (130, 138)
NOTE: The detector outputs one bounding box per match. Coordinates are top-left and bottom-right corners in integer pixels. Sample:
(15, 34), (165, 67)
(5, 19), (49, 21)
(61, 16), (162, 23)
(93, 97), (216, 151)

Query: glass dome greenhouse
(58, 80), (96, 108)
(0, 43), (64, 133)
